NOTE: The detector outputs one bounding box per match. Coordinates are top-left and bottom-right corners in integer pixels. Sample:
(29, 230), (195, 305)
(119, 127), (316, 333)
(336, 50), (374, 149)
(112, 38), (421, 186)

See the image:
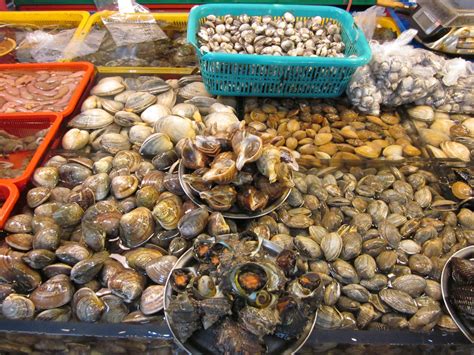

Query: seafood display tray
(0, 182), (19, 229)
(0, 11), (90, 63)
(0, 62), (95, 118)
(187, 4), (371, 98)
(0, 319), (468, 352)
(398, 106), (474, 164)
(68, 11), (196, 75)
(0, 113), (62, 190)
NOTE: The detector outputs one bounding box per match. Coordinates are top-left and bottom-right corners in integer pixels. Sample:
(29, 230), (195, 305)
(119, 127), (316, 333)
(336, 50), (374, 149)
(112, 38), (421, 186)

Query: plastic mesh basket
(188, 4), (372, 97)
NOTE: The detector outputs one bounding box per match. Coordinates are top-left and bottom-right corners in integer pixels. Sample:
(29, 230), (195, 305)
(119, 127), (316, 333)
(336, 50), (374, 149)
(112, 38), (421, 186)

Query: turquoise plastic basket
(188, 4), (372, 97)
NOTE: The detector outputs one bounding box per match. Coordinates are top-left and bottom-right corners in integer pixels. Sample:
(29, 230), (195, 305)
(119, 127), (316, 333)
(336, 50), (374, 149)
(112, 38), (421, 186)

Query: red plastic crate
(0, 113), (62, 190)
(0, 182), (19, 229)
(0, 62), (95, 118)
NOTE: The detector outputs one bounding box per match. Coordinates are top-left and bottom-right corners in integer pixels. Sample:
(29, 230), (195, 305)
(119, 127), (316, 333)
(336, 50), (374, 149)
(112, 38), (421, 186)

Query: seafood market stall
(0, 1), (473, 354)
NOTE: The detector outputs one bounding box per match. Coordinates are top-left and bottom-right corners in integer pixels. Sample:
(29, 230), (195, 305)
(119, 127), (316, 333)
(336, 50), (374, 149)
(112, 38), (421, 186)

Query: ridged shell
(72, 288), (105, 322)
(392, 274), (427, 298)
(69, 109), (114, 129)
(30, 274), (74, 310)
(2, 294), (35, 320)
(108, 269), (145, 303)
(145, 255), (178, 285)
(379, 289), (418, 314)
(153, 115), (196, 144)
(140, 285), (165, 315)
(320, 232), (342, 262)
(119, 207), (155, 248)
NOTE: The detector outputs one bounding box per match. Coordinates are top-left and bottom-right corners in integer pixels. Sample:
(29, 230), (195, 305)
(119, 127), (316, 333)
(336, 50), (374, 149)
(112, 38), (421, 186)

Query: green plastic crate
(188, 4), (371, 97)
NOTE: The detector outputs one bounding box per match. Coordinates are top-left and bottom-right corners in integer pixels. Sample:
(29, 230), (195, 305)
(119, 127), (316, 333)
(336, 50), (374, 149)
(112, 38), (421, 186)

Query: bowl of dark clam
(164, 233), (318, 354)
(177, 126), (297, 219)
(441, 246), (474, 343)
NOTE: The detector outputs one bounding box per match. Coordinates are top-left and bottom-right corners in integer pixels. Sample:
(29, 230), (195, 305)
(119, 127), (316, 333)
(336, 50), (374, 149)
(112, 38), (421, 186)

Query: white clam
(81, 95), (101, 112)
(430, 119), (455, 134)
(418, 128), (449, 147)
(153, 115), (196, 144)
(462, 117), (474, 138)
(427, 145), (447, 159)
(407, 105), (434, 122)
(91, 77), (125, 97)
(62, 129), (89, 150)
(440, 141), (471, 162)
(141, 104), (172, 125)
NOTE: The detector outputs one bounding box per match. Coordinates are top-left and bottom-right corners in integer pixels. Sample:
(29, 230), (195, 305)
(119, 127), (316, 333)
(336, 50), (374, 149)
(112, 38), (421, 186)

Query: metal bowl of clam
(164, 234), (318, 354)
(441, 245), (474, 343)
(178, 160), (292, 219)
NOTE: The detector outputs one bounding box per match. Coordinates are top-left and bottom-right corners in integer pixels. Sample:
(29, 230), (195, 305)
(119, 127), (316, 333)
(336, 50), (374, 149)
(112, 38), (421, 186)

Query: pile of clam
(197, 13), (344, 57)
(180, 125), (297, 213)
(0, 74), (243, 323)
(244, 163), (473, 332)
(244, 98), (423, 165)
(0, 148), (224, 323)
(166, 233), (316, 353)
(408, 105), (474, 162)
(63, 75), (236, 154)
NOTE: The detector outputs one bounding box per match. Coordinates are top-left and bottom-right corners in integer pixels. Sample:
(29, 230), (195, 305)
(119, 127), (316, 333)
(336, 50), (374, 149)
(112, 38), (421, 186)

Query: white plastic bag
(352, 6), (386, 41)
(94, 0), (167, 46)
(347, 29), (473, 114)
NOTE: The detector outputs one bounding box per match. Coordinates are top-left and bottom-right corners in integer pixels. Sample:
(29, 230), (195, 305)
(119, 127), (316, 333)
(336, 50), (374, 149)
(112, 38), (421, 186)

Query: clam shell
(30, 274), (74, 310)
(70, 251), (109, 284)
(124, 92), (157, 113)
(100, 294), (129, 323)
(320, 232), (342, 262)
(2, 294), (35, 320)
(379, 289), (418, 314)
(119, 207), (155, 248)
(392, 274), (427, 298)
(100, 98), (124, 114)
(140, 285), (165, 315)
(152, 193), (184, 230)
(62, 129), (89, 150)
(440, 141), (470, 162)
(72, 288), (105, 322)
(145, 255), (178, 285)
(91, 77), (125, 97)
(407, 106), (434, 122)
(153, 115), (196, 144)
(69, 109), (114, 130)
(124, 247), (163, 272)
(108, 269), (145, 303)
(139, 132), (173, 157)
(100, 133), (131, 154)
(141, 104), (171, 125)
(114, 111), (142, 127)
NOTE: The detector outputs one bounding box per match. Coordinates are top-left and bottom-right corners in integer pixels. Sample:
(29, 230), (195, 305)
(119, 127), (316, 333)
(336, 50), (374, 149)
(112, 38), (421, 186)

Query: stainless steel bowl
(441, 245), (474, 343)
(164, 237), (317, 355)
(177, 159), (291, 219)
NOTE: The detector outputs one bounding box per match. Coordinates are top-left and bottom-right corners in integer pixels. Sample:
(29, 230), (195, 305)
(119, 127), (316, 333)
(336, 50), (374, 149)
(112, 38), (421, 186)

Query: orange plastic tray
(0, 113), (62, 190)
(0, 182), (19, 229)
(0, 62), (95, 118)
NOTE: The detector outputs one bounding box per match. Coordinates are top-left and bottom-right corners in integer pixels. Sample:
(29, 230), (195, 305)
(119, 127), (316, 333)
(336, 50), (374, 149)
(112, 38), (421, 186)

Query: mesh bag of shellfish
(347, 30), (474, 116)
(94, 0), (167, 46)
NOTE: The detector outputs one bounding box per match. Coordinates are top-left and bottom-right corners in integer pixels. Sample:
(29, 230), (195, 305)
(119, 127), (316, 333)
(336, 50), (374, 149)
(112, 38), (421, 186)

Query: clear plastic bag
(352, 6), (385, 41)
(94, 0), (167, 46)
(16, 28), (76, 62)
(347, 29), (474, 115)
